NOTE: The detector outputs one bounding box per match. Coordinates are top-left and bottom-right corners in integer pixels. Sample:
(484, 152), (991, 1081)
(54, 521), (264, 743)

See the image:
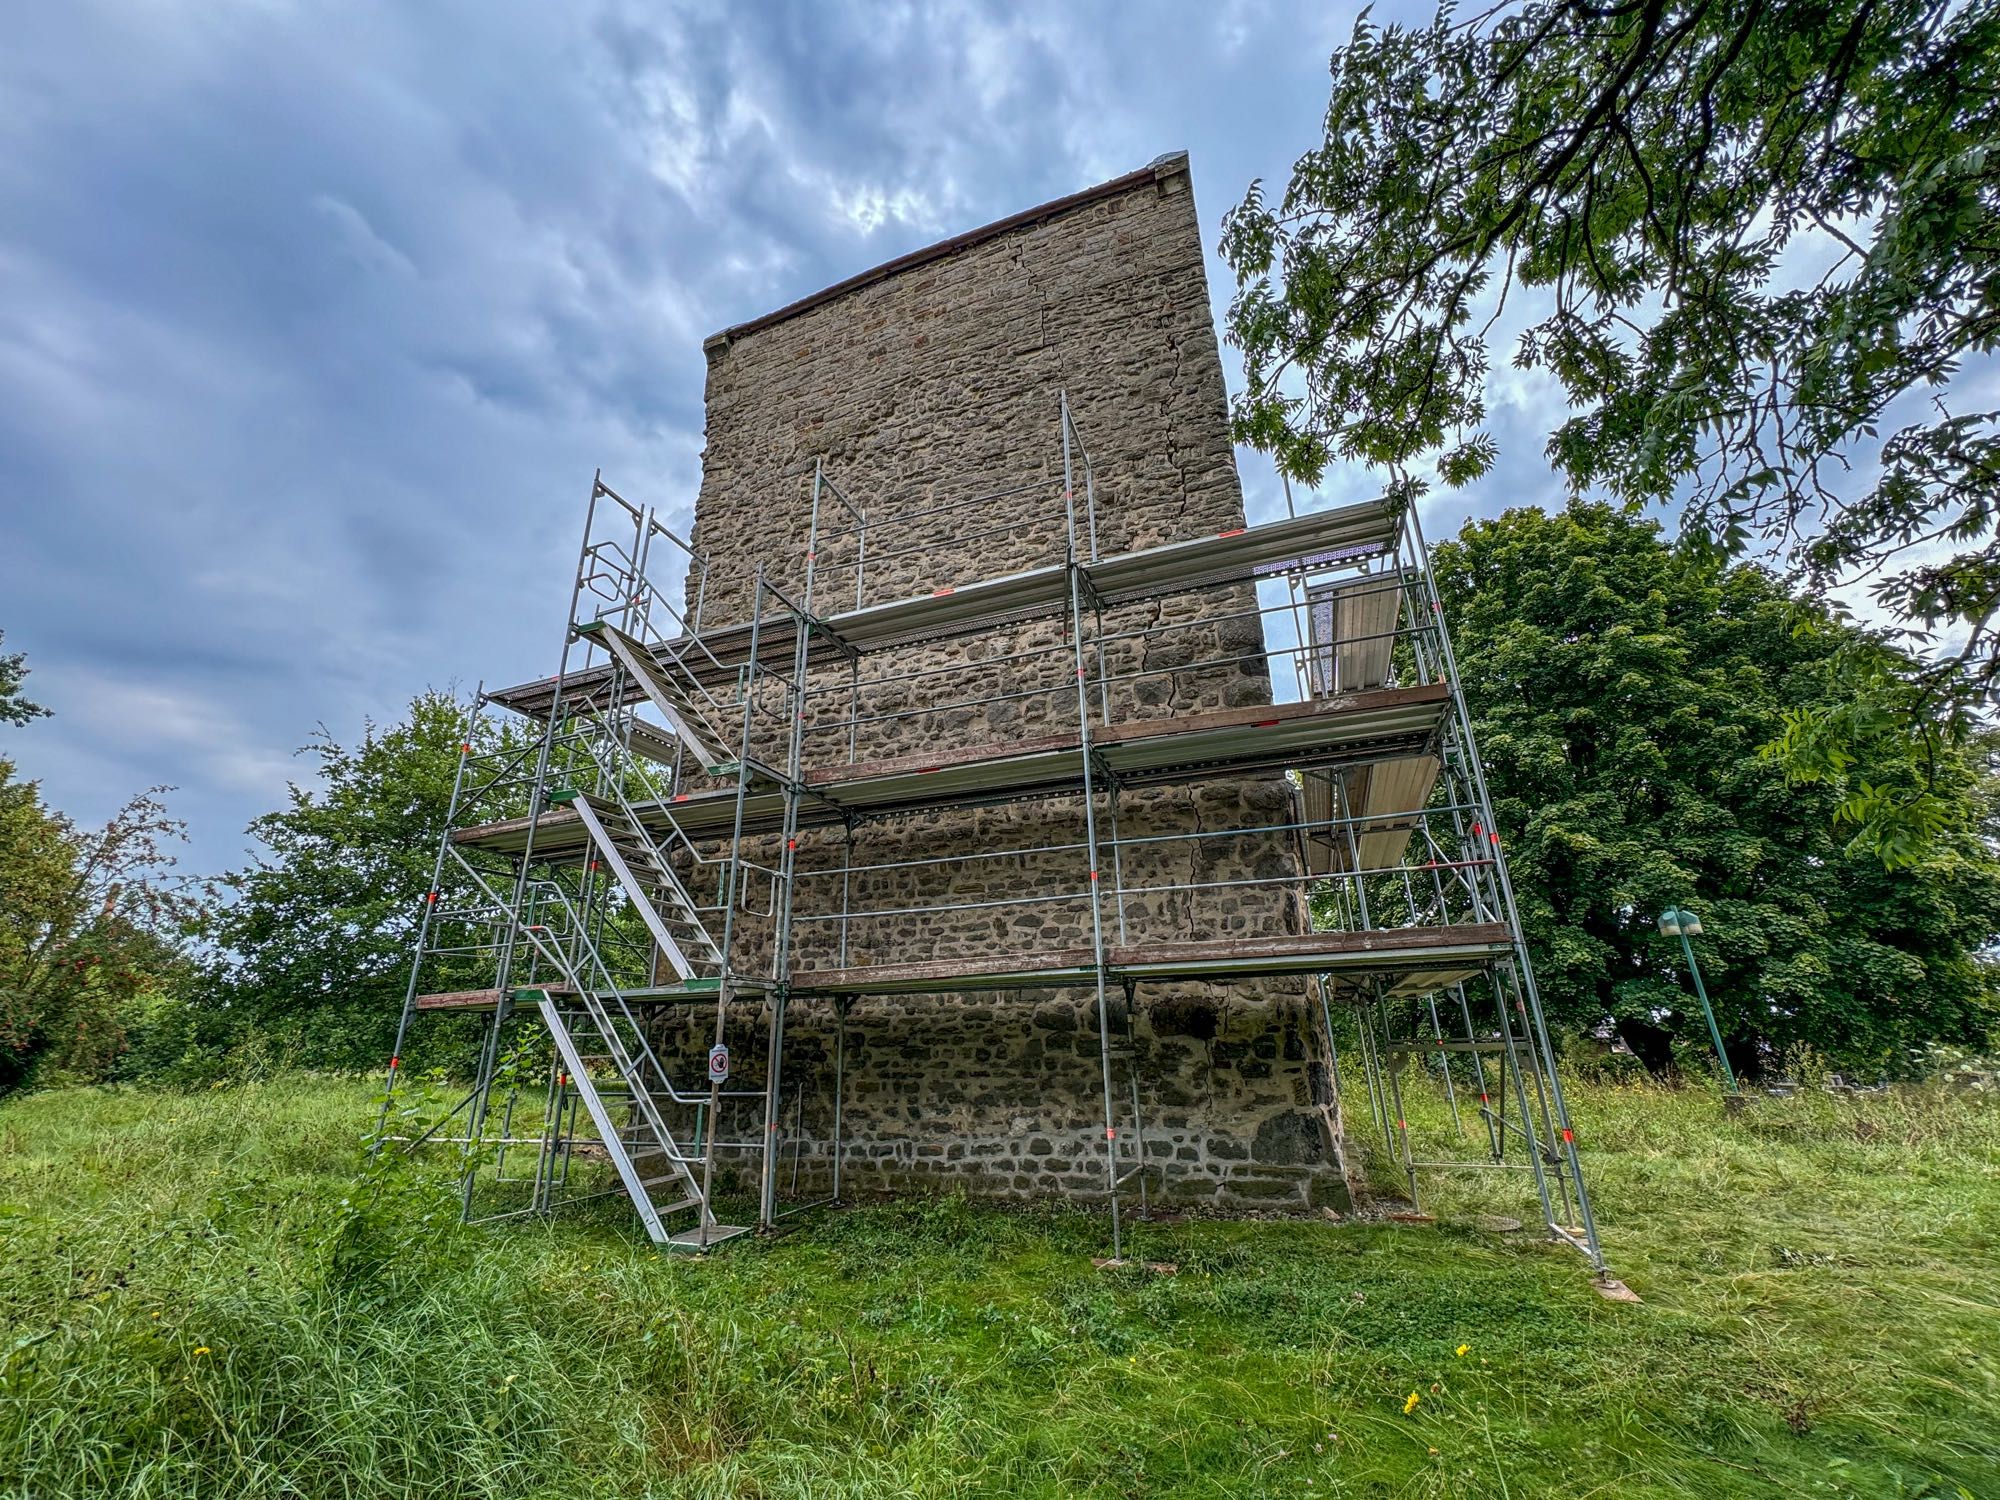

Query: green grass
(0, 1075), (1995, 1498)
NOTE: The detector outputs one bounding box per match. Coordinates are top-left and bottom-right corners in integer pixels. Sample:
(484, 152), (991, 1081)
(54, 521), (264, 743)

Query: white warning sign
(707, 1044), (730, 1083)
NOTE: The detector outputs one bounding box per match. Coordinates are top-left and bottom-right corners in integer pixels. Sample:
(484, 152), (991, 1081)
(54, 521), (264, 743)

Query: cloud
(0, 0), (1422, 875)
(57, 670), (296, 801)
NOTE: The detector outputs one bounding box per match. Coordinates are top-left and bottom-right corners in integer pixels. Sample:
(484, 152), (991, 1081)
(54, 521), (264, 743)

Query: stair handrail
(567, 715), (779, 924)
(443, 849), (742, 1113)
(569, 781), (722, 969)
(582, 601), (742, 736)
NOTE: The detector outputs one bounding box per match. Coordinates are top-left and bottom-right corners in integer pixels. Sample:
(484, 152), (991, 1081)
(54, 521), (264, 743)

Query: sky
(0, 0), (1583, 879)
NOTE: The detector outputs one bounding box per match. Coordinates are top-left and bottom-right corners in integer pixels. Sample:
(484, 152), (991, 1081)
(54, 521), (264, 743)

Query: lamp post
(1657, 906), (1739, 1094)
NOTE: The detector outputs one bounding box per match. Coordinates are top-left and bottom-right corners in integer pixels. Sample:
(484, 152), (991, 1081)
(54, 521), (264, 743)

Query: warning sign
(707, 1044), (730, 1083)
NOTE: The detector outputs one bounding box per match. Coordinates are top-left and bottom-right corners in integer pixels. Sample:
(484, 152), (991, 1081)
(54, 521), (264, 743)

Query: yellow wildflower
(1403, 1391), (1420, 1415)
(1456, 1343), (1470, 1357)
(193, 1347), (211, 1357)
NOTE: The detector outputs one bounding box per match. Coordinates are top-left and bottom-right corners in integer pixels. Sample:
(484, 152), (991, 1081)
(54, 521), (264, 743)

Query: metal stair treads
(530, 989), (705, 1244)
(550, 789), (722, 982)
(576, 619), (732, 769)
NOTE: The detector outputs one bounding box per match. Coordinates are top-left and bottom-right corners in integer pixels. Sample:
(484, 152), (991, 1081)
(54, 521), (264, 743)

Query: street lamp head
(1658, 906), (1704, 937)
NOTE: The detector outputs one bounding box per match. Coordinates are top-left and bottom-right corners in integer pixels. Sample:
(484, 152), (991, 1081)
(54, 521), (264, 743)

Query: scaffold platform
(485, 496), (1401, 715)
(452, 682), (1451, 857)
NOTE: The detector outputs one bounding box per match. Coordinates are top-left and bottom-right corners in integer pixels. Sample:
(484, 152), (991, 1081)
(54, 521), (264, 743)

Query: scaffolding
(382, 396), (1608, 1272)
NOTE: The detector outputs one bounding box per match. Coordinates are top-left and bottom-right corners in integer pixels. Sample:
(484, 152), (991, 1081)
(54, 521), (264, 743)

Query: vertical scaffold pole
(1063, 394), (1123, 1262)
(702, 569), (768, 1247)
(762, 467), (823, 1230)
(831, 996), (851, 1204)
(758, 993), (789, 1230)
(1121, 978), (1150, 1217)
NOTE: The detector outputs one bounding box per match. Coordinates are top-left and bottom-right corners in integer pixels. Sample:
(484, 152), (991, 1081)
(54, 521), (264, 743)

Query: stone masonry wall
(664, 156), (1346, 1212)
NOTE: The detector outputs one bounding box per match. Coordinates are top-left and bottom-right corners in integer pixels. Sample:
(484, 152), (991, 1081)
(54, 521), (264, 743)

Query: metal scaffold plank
(784, 923), (1513, 996)
(1300, 753), (1444, 876)
(451, 682), (1451, 858)
(483, 497), (1401, 714)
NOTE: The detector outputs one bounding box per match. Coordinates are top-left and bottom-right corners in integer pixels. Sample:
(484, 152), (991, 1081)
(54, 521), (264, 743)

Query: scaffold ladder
(439, 850), (737, 1246)
(531, 989), (698, 1237)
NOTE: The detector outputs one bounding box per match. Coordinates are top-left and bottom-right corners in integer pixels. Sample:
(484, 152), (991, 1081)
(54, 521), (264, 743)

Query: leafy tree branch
(1223, 0), (2000, 857)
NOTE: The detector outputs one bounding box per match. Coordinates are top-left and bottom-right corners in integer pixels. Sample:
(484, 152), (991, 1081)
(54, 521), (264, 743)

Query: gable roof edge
(702, 151), (1190, 355)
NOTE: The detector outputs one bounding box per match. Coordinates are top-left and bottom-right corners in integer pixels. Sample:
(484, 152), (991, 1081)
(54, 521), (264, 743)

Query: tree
(204, 690), (521, 1070)
(1221, 0), (2000, 860)
(0, 762), (196, 1089)
(0, 630), (49, 727)
(1429, 502), (2000, 1074)
(0, 636), (194, 1088)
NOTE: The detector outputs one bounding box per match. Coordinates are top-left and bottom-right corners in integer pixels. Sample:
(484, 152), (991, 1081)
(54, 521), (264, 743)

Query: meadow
(0, 1073), (1994, 1498)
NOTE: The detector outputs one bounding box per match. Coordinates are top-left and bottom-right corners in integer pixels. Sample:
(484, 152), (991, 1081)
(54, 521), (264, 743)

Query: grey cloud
(1, 0), (1441, 876)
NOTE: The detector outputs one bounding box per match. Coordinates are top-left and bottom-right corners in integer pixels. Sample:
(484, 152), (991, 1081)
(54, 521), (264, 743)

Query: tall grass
(0, 1075), (1994, 1497)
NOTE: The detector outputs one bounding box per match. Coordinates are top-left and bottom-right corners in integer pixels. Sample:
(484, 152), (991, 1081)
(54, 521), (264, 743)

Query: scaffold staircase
(527, 984), (750, 1249)
(575, 618), (733, 772)
(549, 787), (723, 980)
(529, 988), (697, 1235)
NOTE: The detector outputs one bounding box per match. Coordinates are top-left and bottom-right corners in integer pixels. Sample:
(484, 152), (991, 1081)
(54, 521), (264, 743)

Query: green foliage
(1222, 0), (2000, 856)
(1758, 637), (1963, 869)
(0, 630), (48, 728)
(0, 635), (200, 1090)
(201, 690), (514, 1073)
(1432, 503), (2000, 1071)
(0, 1074), (1994, 1496)
(0, 758), (196, 1091)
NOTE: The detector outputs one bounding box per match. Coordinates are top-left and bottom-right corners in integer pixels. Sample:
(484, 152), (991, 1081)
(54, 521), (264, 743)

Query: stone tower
(660, 154), (1347, 1211)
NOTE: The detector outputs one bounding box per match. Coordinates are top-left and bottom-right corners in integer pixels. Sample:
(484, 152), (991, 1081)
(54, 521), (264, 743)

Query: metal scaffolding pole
(701, 571), (768, 1249)
(1405, 499), (1606, 1271)
(1064, 392), (1126, 1263)
(762, 465), (824, 1231)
